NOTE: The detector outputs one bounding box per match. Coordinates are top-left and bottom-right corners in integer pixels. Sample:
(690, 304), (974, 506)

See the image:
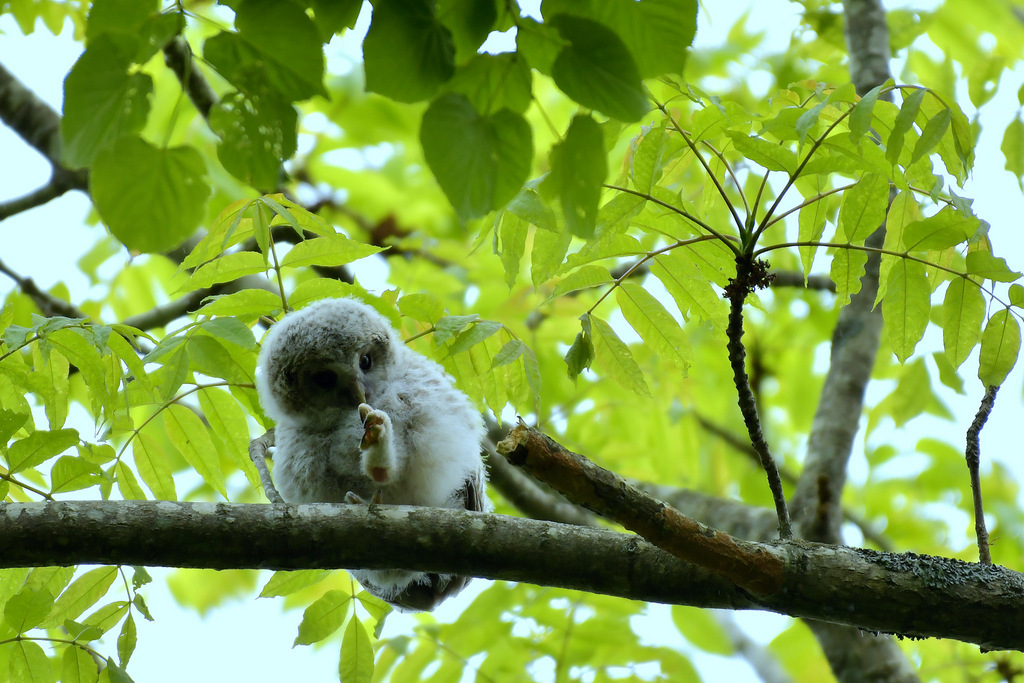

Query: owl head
(256, 298), (399, 428)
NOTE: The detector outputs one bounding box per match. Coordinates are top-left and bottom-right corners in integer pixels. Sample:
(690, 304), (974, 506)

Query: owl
(255, 297), (489, 611)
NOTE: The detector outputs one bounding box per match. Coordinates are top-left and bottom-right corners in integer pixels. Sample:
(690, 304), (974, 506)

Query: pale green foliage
(1, 0), (1023, 681)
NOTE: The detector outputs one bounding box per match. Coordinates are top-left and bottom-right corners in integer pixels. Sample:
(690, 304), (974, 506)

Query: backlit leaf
(590, 314), (650, 396)
(882, 260), (929, 363)
(942, 278), (985, 369)
(616, 283), (692, 373)
(979, 309), (1021, 386)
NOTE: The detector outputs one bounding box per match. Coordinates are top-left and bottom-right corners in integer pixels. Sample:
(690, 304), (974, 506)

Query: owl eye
(359, 354), (372, 372)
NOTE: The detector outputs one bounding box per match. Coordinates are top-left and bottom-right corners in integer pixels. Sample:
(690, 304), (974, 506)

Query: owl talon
(358, 403), (394, 484)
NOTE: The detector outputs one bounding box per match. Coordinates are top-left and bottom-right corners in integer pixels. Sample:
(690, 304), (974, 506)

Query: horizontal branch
(1, 501), (1021, 651)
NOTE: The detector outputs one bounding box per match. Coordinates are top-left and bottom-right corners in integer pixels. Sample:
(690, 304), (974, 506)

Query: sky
(0, 1), (1022, 681)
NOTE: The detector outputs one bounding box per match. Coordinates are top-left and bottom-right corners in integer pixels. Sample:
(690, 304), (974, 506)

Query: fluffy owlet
(255, 297), (489, 611)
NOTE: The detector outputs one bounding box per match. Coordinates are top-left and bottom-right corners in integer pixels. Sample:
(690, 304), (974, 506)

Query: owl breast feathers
(255, 297), (489, 611)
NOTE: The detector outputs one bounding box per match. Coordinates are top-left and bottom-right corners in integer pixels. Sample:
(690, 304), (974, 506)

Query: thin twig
(965, 385), (999, 565)
(249, 429), (284, 504)
(0, 257), (86, 319)
(723, 257), (792, 538)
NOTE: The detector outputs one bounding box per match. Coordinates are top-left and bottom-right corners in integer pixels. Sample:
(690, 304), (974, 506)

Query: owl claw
(345, 489), (383, 506)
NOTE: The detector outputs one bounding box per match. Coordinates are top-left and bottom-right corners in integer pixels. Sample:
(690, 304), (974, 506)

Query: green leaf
(62, 645), (100, 683)
(725, 131), (798, 173)
(564, 319), (594, 382)
(942, 278), (985, 369)
(432, 315), (480, 346)
(197, 317), (257, 349)
(295, 590), (352, 646)
(838, 173), (888, 243)
(42, 567), (118, 629)
(195, 289), (284, 319)
(1000, 116), (1024, 189)
(4, 588), (55, 633)
(91, 136), (211, 253)
(965, 250), (1023, 283)
(1010, 283), (1024, 308)
(447, 321), (503, 357)
(979, 309), (1021, 387)
(444, 53), (532, 115)
(616, 283), (692, 373)
(117, 613), (137, 667)
(164, 404), (227, 498)
(849, 83), (884, 144)
(491, 339), (526, 369)
(50, 456), (105, 494)
(203, 0), (326, 101)
(882, 260), (930, 363)
(210, 91), (297, 192)
(590, 314), (650, 396)
(549, 265), (613, 300)
(542, 114), (606, 238)
(886, 88), (926, 166)
(902, 207), (978, 251)
(363, 0), (454, 102)
(281, 234), (383, 269)
(311, 0), (362, 37)
(132, 436), (176, 499)
(649, 252), (728, 331)
(549, 15), (648, 122)
(910, 107), (950, 166)
(420, 93), (532, 221)
(339, 616), (374, 683)
(397, 293), (445, 324)
(7, 428), (80, 474)
(671, 605), (734, 655)
(797, 178), (830, 280)
(181, 252), (268, 293)
(61, 37), (153, 168)
(9, 640), (53, 683)
(498, 211), (528, 289)
(258, 570), (333, 598)
(830, 247), (868, 306)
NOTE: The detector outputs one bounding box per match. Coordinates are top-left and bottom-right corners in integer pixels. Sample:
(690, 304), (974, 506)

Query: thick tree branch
(163, 37), (217, 119)
(1, 501), (1021, 651)
(965, 385), (999, 565)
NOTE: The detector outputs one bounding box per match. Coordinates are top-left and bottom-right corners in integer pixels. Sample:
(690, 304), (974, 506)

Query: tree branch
(0, 501), (1020, 651)
(965, 385), (999, 565)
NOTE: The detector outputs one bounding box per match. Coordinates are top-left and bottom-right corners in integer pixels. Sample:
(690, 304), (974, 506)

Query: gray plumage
(255, 297), (488, 611)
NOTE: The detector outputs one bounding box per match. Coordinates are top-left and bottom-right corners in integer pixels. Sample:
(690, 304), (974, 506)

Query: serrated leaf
(616, 283), (691, 373)
(979, 309), (1021, 386)
(398, 293), (445, 324)
(295, 590), (352, 646)
(259, 570), (333, 598)
(590, 315), (650, 396)
(549, 14), (648, 122)
(432, 315), (479, 345)
(649, 252), (728, 331)
(91, 136), (211, 254)
(281, 235), (383, 269)
(7, 428), (80, 474)
(339, 615), (374, 683)
(798, 178), (829, 279)
(42, 567), (118, 629)
(491, 339), (526, 369)
(363, 0), (454, 102)
(164, 404), (227, 498)
(725, 130), (798, 173)
(886, 88), (925, 166)
(942, 278), (985, 369)
(882, 260), (930, 363)
(542, 114), (606, 238)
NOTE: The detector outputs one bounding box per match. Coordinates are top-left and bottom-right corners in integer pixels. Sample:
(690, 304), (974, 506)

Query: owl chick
(255, 297), (489, 611)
